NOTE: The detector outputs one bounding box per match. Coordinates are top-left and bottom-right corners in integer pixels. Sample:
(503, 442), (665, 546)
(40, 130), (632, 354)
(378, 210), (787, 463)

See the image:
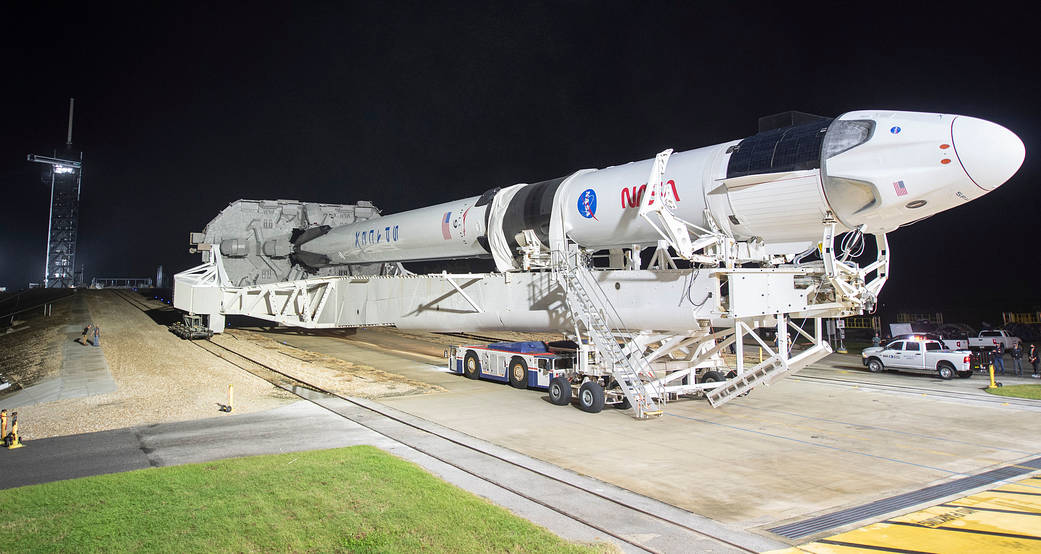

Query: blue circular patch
(890, 126), (901, 134)
(577, 189), (597, 219)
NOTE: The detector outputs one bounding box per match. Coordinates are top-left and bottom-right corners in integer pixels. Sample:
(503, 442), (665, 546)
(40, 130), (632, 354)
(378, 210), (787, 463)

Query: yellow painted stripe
(785, 474), (1041, 554)
(823, 521), (1023, 552)
(888, 504), (1041, 537)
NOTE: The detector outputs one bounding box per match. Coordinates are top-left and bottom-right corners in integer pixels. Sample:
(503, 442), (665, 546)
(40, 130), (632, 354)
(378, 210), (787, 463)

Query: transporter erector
(175, 110), (1024, 417)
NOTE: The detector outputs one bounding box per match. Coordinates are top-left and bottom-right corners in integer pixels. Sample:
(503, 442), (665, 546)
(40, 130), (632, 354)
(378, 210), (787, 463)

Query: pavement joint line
(664, 412), (961, 475)
(788, 375), (1041, 409)
(725, 402), (1041, 456)
(352, 396), (774, 550)
(198, 339), (777, 553)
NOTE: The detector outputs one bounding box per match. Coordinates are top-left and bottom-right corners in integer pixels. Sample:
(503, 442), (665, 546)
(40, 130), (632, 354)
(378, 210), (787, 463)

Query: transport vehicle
(861, 338), (973, 379)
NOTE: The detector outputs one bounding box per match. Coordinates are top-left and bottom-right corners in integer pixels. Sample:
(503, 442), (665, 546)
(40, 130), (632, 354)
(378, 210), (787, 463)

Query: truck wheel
(577, 381), (605, 413)
(700, 370), (725, 383)
(957, 371), (973, 379)
(508, 356), (528, 389)
(463, 350), (481, 380)
(867, 359), (883, 373)
(548, 376), (571, 405)
(937, 362), (954, 380)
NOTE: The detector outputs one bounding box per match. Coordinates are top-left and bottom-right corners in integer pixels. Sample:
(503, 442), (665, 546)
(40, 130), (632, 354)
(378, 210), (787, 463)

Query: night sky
(2, 3), (1038, 323)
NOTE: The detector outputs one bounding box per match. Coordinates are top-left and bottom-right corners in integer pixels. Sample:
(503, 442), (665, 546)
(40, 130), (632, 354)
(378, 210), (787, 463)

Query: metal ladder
(704, 357), (788, 407)
(554, 250), (663, 418)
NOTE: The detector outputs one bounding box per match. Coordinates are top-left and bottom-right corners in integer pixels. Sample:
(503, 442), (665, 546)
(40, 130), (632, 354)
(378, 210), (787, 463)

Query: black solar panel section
(758, 111), (830, 133)
(726, 119), (832, 179)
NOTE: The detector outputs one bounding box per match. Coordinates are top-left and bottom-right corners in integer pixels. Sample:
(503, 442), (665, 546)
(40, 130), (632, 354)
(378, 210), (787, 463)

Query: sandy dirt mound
(10, 291), (295, 440)
(0, 301), (71, 389)
(217, 329), (444, 398)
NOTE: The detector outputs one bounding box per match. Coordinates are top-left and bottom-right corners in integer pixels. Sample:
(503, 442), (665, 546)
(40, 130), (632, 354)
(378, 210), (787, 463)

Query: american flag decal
(893, 180), (908, 197)
(442, 212), (452, 240)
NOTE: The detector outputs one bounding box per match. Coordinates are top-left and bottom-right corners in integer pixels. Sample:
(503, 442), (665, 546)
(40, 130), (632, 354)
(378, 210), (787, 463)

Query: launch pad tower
(28, 99), (83, 288)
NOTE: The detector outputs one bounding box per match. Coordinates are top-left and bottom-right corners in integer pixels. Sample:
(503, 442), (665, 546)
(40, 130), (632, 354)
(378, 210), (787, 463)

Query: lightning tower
(28, 98), (83, 288)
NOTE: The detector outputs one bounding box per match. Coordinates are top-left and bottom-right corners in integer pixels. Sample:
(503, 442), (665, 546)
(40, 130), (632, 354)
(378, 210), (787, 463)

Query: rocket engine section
(288, 110), (1023, 273)
(189, 199), (400, 286)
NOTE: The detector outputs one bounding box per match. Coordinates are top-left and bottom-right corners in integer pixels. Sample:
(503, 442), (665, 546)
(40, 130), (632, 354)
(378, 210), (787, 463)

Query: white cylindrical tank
(292, 110), (1022, 269)
(297, 196), (490, 265)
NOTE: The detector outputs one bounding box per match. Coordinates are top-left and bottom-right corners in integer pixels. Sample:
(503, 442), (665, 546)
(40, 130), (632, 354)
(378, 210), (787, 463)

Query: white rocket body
(293, 110), (1024, 268)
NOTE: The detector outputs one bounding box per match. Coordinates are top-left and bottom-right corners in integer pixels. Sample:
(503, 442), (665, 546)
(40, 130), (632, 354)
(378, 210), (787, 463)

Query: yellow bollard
(1, 409), (6, 441)
(988, 363), (1000, 389)
(228, 384), (234, 412)
(5, 412), (23, 449)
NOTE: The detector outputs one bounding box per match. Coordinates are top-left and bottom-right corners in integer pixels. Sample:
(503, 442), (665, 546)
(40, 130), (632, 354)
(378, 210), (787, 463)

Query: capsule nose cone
(952, 116), (1025, 190)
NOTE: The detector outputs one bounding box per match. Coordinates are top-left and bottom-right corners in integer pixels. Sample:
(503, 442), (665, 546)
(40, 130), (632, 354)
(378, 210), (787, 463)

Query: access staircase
(554, 250), (663, 418)
(704, 358), (786, 407)
(705, 338), (831, 407)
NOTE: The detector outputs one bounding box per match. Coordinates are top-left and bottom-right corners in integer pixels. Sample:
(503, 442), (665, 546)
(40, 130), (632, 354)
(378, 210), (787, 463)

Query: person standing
(93, 325), (101, 347)
(872, 333), (881, 348)
(1012, 343), (1024, 376)
(1031, 344), (1040, 378)
(993, 342), (1006, 374)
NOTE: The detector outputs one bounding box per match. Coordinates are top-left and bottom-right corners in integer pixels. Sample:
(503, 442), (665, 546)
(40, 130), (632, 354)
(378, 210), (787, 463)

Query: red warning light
(941, 159), (952, 165)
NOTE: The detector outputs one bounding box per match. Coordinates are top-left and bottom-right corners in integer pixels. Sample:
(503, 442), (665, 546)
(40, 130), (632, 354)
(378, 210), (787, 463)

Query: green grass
(0, 445), (604, 553)
(985, 384), (1041, 400)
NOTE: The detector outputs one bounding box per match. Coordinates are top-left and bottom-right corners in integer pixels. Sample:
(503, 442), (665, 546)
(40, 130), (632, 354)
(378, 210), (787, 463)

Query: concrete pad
(269, 331), (1041, 539)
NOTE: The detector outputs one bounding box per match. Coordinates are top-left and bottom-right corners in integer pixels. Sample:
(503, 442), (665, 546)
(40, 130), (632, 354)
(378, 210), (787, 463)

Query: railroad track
(791, 372), (1041, 408)
(111, 289), (156, 312)
(196, 338), (758, 553)
(110, 289), (762, 553)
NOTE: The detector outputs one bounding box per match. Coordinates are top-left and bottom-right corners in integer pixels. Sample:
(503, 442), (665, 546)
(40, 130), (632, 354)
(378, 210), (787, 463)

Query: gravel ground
(12, 291), (296, 440)
(0, 298), (72, 387)
(8, 290), (455, 441)
(214, 329), (443, 398)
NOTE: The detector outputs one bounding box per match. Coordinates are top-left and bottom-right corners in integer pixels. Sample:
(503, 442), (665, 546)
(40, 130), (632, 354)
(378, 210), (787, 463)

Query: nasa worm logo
(890, 126), (901, 134)
(578, 189), (598, 220)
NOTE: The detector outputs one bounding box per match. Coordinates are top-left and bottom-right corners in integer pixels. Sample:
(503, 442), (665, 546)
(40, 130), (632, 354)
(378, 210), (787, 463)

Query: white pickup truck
(861, 338), (973, 379)
(940, 330), (1020, 351)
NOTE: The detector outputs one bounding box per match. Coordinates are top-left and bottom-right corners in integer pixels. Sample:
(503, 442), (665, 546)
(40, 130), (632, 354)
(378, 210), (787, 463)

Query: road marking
(771, 474), (1041, 553)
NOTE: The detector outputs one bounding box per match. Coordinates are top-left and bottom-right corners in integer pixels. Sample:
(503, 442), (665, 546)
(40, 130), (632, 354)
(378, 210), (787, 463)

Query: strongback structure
(174, 109), (1024, 418)
(28, 99), (83, 288)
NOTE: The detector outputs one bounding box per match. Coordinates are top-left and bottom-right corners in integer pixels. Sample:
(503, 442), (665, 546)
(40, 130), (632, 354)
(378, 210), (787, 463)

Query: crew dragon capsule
(290, 110), (1024, 272)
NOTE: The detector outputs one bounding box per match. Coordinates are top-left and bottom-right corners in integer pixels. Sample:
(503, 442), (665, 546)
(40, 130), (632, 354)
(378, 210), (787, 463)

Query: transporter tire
(867, 359), (884, 373)
(463, 350), (481, 380)
(548, 376), (571, 405)
(508, 356), (528, 389)
(700, 370), (725, 383)
(937, 362), (955, 380)
(957, 370), (973, 379)
(577, 381), (605, 413)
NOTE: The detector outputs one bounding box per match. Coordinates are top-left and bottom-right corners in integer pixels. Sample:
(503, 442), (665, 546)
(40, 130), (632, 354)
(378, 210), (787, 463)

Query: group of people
(870, 333), (1040, 378)
(79, 323), (101, 347)
(983, 342), (1038, 378)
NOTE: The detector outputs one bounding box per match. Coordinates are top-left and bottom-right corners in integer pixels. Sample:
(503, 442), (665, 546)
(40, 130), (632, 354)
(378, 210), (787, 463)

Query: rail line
(110, 289), (759, 553)
(791, 371), (1041, 408)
